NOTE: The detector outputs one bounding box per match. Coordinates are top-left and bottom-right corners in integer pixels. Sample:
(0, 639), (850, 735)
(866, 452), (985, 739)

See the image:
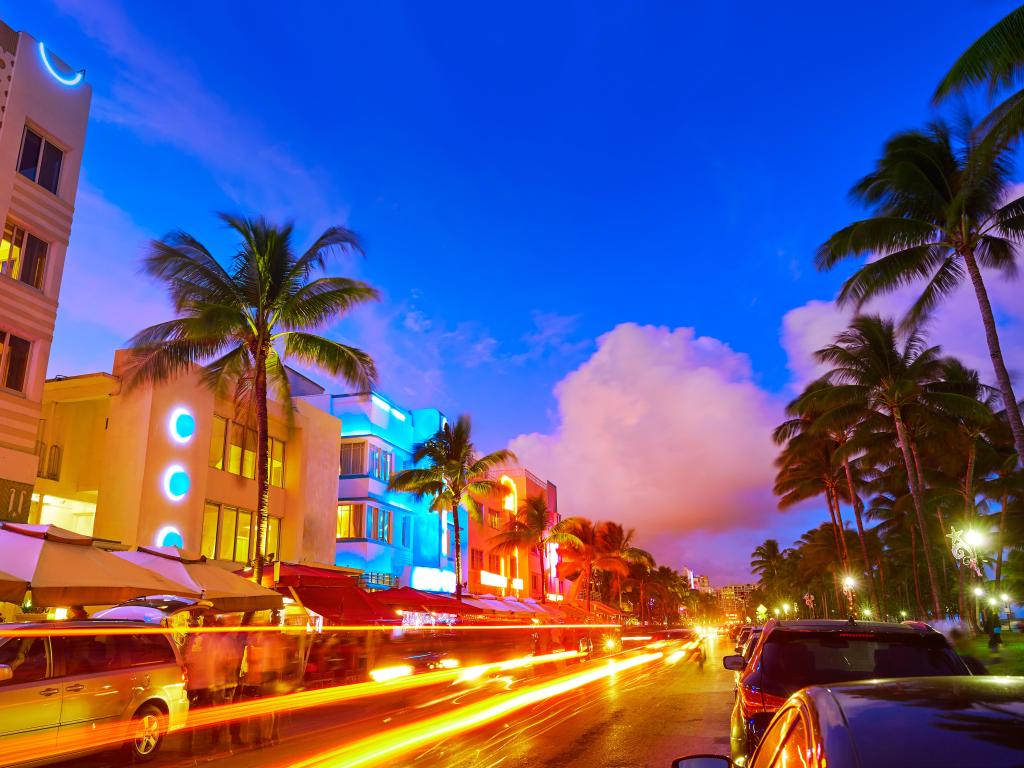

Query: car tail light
(740, 684), (788, 716)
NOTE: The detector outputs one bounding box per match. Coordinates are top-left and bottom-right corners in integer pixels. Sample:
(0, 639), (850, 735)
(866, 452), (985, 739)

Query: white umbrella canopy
(115, 546), (282, 613)
(0, 523), (199, 607)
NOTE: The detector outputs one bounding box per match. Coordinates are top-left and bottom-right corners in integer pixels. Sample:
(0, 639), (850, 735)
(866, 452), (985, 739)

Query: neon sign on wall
(38, 42), (84, 87)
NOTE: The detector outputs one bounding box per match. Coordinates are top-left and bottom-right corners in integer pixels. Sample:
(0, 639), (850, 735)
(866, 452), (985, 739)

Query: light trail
(0, 623), (621, 638)
(279, 651), (666, 768)
(0, 648), (584, 767)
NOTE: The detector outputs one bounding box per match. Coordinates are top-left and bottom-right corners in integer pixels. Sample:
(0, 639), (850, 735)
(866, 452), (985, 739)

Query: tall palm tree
(596, 522), (654, 609)
(388, 415), (515, 600)
(489, 494), (581, 602)
(813, 317), (948, 617)
(934, 6), (1024, 145)
(125, 214), (377, 581)
(816, 120), (1024, 468)
(554, 518), (630, 613)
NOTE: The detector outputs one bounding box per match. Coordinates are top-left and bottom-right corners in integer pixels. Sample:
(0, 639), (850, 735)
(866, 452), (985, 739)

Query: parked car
(723, 619), (970, 765)
(734, 626), (753, 653)
(0, 620), (189, 765)
(673, 676), (1024, 768)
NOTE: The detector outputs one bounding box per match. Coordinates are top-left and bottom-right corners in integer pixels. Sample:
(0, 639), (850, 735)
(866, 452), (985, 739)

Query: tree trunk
(453, 504), (464, 601)
(876, 553), (888, 618)
(961, 441), (976, 627)
(538, 540), (547, 603)
(894, 410), (943, 618)
(996, 491), (1009, 586)
(910, 525), (926, 619)
(962, 247), (1024, 467)
(252, 350), (270, 584)
(830, 488), (852, 567)
(843, 458), (880, 616)
(824, 488), (848, 570)
(585, 562), (593, 614)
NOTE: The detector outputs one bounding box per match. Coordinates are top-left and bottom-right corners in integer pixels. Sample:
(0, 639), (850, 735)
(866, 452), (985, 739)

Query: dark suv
(724, 619), (970, 766)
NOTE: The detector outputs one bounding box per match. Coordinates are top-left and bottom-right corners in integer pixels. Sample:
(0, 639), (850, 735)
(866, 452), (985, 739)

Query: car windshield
(760, 631), (967, 696)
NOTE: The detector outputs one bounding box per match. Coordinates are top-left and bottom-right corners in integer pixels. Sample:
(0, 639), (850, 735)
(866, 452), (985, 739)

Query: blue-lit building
(329, 392), (463, 593)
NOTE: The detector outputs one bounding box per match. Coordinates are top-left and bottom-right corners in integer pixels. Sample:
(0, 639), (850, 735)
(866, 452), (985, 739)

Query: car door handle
(65, 684), (85, 692)
(40, 687), (60, 696)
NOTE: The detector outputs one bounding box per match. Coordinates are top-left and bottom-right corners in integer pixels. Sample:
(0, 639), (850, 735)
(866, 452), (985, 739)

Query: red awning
(373, 587), (478, 615)
(271, 562), (363, 588)
(284, 583), (398, 625)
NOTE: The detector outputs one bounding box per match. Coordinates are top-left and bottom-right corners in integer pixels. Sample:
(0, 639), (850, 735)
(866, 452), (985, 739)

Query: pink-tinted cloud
(510, 323), (787, 577)
(782, 259), (1024, 391)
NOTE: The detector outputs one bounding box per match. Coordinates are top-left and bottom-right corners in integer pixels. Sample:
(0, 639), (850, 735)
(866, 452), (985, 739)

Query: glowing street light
(842, 576), (856, 590)
(862, 607), (872, 618)
(973, 586), (985, 598)
(773, 608), (780, 617)
(899, 610), (908, 618)
(1000, 594), (1010, 603)
(987, 597), (998, 608)
(782, 603), (791, 615)
(964, 529), (986, 548)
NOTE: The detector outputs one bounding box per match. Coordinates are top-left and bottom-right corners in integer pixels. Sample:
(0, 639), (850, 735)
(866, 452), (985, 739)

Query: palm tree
(750, 539), (785, 589)
(388, 415), (515, 600)
(813, 317), (947, 616)
(934, 7), (1024, 145)
(554, 518), (630, 613)
(816, 120), (1024, 468)
(124, 214), (377, 581)
(489, 495), (581, 602)
(596, 522), (654, 609)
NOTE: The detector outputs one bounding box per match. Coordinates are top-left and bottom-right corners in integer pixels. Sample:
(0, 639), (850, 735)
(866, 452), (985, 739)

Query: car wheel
(124, 703), (165, 763)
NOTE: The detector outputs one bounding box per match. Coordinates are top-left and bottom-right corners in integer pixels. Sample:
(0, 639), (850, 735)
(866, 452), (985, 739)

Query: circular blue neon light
(38, 42), (84, 87)
(168, 408), (196, 444)
(162, 465), (190, 501)
(155, 526), (185, 548)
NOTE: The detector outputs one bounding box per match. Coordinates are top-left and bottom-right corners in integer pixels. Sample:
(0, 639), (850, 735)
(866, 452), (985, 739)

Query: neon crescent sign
(38, 42), (84, 87)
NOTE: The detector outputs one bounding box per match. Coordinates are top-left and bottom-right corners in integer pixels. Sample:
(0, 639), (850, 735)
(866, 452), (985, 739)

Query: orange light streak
(0, 648), (584, 767)
(1, 623), (620, 638)
(280, 651), (665, 768)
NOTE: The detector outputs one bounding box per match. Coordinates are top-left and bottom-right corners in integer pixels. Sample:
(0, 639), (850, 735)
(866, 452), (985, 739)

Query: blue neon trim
(38, 42), (84, 86)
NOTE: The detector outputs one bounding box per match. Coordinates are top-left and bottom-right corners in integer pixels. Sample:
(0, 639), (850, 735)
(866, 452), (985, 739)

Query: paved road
(65, 636), (734, 768)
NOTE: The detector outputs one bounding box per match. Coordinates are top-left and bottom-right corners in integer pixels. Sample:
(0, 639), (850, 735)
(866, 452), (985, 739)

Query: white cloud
(509, 323), (785, 573)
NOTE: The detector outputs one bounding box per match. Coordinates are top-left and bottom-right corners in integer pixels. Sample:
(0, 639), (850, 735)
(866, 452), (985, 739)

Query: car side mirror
(722, 655), (746, 672)
(0, 665), (11, 683)
(672, 756), (733, 768)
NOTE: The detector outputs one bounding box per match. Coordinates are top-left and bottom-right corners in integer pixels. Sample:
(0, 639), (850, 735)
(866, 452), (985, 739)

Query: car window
(0, 637), (48, 685)
(62, 634), (124, 675)
(118, 634), (177, 666)
(761, 632), (966, 697)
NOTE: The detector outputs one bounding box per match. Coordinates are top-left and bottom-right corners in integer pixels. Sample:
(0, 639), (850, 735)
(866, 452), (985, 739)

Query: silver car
(0, 620), (189, 765)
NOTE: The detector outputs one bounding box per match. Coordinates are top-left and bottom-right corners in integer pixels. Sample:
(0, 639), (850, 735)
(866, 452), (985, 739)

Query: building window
(17, 127), (63, 195)
(487, 509), (501, 530)
(241, 427), (257, 480)
(336, 503), (365, 539)
(340, 441), (366, 475)
(226, 422), (244, 475)
(531, 573), (540, 592)
(208, 416), (226, 470)
(0, 221), (48, 290)
(364, 506), (392, 543)
(401, 516), (410, 547)
(367, 446), (394, 482)
(471, 548), (484, 570)
(269, 437), (285, 487)
(201, 501), (280, 563)
(0, 331), (31, 393)
(487, 553), (503, 573)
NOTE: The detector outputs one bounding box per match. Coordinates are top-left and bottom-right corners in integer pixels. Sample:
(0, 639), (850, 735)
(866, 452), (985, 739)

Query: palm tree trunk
(875, 553), (887, 618)
(585, 562), (593, 614)
(960, 441), (976, 626)
(894, 410), (943, 618)
(453, 507), (465, 601)
(824, 488), (847, 569)
(538, 540), (547, 603)
(962, 247), (1024, 468)
(252, 349), (270, 584)
(910, 525), (926, 619)
(843, 458), (880, 615)
(996, 491), (1009, 586)
(830, 488), (852, 567)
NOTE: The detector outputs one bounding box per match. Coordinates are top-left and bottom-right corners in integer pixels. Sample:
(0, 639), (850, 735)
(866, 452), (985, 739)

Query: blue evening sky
(10, 1), (1019, 579)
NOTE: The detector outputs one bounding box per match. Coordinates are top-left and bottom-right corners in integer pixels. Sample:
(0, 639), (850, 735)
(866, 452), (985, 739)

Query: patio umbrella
(0, 568), (28, 604)
(0, 523), (199, 607)
(116, 546), (282, 613)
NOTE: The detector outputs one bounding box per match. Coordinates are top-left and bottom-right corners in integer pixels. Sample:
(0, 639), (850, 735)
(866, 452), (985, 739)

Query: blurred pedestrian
(67, 605), (87, 619)
(246, 619), (286, 747)
(186, 616), (224, 755)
